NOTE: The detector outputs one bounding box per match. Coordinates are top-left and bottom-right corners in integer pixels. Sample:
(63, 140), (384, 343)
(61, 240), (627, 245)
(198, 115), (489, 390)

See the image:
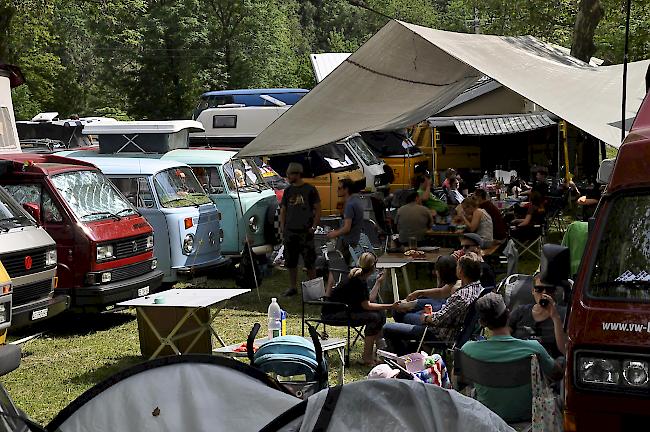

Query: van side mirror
(22, 202), (41, 224)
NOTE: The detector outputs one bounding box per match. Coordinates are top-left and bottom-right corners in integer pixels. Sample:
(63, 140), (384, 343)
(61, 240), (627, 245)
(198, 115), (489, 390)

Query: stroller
(246, 323), (328, 399)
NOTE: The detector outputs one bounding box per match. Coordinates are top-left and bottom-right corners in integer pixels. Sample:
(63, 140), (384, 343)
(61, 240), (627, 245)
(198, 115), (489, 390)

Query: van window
(191, 166), (225, 194)
(213, 115), (237, 128)
(50, 170), (138, 221)
(0, 107), (20, 153)
(0, 186), (35, 229)
(109, 177), (155, 208)
(589, 194), (650, 302)
(223, 159), (270, 192)
(345, 136), (381, 166)
(4, 184), (62, 223)
(318, 144), (356, 171)
(153, 167), (212, 208)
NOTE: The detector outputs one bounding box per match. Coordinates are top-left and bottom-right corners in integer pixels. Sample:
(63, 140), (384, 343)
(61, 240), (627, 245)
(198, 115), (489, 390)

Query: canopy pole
(432, 126), (438, 186)
(561, 121), (570, 182)
(233, 157), (262, 303)
(621, 0), (632, 142)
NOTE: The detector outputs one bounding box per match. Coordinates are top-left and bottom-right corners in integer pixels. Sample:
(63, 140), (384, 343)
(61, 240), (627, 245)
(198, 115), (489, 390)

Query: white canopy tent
(238, 20), (649, 157)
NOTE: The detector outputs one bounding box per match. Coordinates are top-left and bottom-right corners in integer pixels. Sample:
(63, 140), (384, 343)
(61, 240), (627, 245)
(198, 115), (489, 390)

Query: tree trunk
(0, 3), (15, 61)
(570, 0), (604, 63)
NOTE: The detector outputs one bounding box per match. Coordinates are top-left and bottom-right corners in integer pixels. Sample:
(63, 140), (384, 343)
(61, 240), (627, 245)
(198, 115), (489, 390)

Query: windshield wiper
(116, 208), (135, 216)
(81, 211), (121, 221)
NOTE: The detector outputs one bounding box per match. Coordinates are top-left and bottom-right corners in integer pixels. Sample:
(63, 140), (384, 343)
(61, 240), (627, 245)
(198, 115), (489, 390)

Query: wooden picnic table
(377, 248), (455, 302)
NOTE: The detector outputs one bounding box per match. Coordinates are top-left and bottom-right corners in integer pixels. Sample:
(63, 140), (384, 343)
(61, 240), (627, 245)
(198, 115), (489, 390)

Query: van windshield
(153, 167), (212, 208)
(223, 159), (270, 192)
(51, 170), (138, 222)
(318, 144), (356, 170)
(345, 136), (381, 166)
(252, 157), (289, 190)
(589, 194), (650, 302)
(0, 188), (34, 230)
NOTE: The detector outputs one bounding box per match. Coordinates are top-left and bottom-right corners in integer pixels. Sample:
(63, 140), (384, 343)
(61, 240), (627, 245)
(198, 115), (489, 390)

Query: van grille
(112, 261), (153, 282)
(113, 235), (151, 259)
(0, 247), (48, 278)
(13, 279), (52, 306)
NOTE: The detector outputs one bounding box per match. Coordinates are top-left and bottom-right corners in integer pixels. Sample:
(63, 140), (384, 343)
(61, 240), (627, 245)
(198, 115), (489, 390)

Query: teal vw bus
(161, 148), (278, 260)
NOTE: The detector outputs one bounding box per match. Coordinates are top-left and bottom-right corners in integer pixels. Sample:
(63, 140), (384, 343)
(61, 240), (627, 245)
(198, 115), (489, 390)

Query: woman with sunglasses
(508, 276), (568, 358)
(322, 252), (399, 366)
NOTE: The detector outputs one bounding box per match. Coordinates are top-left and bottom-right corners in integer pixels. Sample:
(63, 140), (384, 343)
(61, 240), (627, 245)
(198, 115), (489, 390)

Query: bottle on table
(268, 297), (282, 339)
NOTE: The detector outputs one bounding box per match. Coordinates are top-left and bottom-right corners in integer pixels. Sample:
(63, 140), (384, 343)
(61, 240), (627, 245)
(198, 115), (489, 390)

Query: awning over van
(450, 113), (556, 136)
(238, 20), (649, 157)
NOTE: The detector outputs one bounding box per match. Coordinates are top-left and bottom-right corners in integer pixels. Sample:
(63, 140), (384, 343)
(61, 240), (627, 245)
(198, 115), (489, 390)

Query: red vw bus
(563, 92), (650, 430)
(0, 155), (164, 311)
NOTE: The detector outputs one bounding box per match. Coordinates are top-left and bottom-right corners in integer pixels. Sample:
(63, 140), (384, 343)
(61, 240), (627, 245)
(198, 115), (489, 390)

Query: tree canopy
(1, 0), (648, 120)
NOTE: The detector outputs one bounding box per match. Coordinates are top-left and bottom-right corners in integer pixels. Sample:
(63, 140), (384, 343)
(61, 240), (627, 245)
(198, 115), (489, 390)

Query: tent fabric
(275, 379), (514, 431)
(49, 355), (299, 432)
(238, 20), (649, 157)
(310, 53), (351, 83)
(453, 113), (556, 136)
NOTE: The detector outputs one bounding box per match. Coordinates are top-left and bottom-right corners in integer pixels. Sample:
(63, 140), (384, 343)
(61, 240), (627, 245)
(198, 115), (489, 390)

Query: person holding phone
(508, 276), (567, 358)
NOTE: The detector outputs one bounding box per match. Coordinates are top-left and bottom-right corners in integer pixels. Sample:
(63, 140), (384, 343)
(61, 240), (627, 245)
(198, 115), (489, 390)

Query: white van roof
(68, 156), (189, 176)
(83, 120), (205, 135)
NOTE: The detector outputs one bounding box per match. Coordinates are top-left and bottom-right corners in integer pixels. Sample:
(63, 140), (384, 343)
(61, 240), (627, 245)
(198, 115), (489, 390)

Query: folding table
(117, 288), (250, 359)
(377, 249), (455, 302)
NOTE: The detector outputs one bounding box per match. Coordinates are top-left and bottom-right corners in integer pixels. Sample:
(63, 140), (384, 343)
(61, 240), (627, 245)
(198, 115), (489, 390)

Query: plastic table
(118, 288), (250, 359)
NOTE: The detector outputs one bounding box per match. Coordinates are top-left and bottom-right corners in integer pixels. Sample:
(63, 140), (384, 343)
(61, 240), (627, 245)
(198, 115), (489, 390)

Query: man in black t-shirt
(280, 162), (321, 296)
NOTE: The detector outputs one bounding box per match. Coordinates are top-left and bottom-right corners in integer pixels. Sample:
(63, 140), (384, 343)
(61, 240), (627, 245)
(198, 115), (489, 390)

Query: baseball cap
(462, 233), (485, 248)
(367, 363), (400, 379)
(286, 162), (304, 176)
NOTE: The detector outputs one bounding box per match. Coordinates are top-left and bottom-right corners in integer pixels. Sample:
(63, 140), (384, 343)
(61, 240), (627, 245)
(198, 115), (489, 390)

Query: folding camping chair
(454, 352), (536, 431)
(545, 194), (568, 235)
(510, 222), (546, 261)
(301, 277), (364, 367)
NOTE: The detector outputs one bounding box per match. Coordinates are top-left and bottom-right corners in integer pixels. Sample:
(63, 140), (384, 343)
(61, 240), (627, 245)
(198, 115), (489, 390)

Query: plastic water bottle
(481, 171), (489, 189)
(268, 298), (282, 339)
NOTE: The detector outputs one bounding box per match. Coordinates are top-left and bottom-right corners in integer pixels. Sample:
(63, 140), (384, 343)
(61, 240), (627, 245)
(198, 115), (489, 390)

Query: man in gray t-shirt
(327, 178), (364, 264)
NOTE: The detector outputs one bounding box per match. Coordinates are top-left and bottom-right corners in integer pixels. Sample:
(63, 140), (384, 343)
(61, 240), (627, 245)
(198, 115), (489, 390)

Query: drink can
(281, 310), (287, 336)
(423, 304), (433, 315)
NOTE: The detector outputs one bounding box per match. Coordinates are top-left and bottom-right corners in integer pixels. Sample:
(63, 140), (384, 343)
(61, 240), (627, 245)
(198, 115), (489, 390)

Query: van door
(192, 166), (240, 256)
(108, 176), (172, 281)
(3, 183), (76, 289)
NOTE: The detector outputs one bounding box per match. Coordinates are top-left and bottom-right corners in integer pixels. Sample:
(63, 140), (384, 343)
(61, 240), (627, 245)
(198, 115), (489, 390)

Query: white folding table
(117, 288), (250, 360)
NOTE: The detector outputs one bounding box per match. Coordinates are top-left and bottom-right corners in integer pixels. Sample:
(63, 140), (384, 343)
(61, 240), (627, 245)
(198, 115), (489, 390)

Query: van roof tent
(0, 154), (99, 175)
(82, 120), (205, 154)
(201, 88), (308, 97)
(238, 20), (649, 158)
(17, 115), (117, 150)
(0, 66), (23, 154)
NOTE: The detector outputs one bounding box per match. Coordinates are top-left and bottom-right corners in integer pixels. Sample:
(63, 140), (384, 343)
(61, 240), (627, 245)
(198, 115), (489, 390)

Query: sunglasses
(534, 285), (557, 294)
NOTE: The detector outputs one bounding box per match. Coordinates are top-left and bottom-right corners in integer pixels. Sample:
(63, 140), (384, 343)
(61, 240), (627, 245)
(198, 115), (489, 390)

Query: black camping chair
(454, 351), (535, 431)
(300, 277), (364, 367)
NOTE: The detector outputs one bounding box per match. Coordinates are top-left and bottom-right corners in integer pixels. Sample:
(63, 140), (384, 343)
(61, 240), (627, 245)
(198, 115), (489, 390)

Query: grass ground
(4, 245), (546, 426)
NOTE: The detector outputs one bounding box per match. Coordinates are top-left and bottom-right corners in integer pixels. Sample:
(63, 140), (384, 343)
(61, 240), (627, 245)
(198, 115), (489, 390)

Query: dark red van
(564, 92), (650, 431)
(0, 155), (164, 311)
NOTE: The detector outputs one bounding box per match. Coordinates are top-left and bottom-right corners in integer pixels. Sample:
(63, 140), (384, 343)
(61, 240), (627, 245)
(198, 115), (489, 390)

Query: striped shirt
(426, 281), (483, 341)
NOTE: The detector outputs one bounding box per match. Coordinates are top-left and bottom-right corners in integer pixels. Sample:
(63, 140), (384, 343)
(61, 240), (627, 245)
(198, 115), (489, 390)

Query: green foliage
(3, 0), (649, 120)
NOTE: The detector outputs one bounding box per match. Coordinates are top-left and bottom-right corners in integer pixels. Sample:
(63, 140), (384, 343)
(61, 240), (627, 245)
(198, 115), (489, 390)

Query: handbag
(531, 355), (563, 432)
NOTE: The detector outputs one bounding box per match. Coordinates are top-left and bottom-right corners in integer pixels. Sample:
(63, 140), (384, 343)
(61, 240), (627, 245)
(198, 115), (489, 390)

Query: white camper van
(0, 65), (68, 326)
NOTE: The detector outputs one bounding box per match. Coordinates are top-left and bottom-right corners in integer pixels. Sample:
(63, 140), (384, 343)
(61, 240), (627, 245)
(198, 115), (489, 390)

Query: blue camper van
(60, 156), (227, 283)
(161, 148), (279, 259)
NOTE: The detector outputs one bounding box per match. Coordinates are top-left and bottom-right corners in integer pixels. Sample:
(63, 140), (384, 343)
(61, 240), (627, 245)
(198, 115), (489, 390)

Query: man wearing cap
(452, 233), (496, 288)
(461, 292), (563, 423)
(280, 162), (321, 297)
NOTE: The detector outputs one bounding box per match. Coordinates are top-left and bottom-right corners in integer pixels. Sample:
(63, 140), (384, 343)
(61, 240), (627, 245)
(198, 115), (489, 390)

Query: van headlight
(46, 248), (57, 266)
(183, 234), (194, 254)
(146, 235), (154, 249)
(249, 215), (259, 233)
(96, 245), (114, 261)
(578, 357), (620, 386)
(577, 353), (650, 390)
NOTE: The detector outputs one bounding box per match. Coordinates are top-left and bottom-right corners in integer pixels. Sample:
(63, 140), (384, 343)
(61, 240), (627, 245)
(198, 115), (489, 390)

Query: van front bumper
(62, 270), (164, 308)
(175, 256), (231, 276)
(11, 294), (69, 328)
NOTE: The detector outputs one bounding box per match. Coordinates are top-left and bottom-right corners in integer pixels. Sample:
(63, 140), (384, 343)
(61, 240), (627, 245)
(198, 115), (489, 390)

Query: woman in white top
(456, 197), (493, 244)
